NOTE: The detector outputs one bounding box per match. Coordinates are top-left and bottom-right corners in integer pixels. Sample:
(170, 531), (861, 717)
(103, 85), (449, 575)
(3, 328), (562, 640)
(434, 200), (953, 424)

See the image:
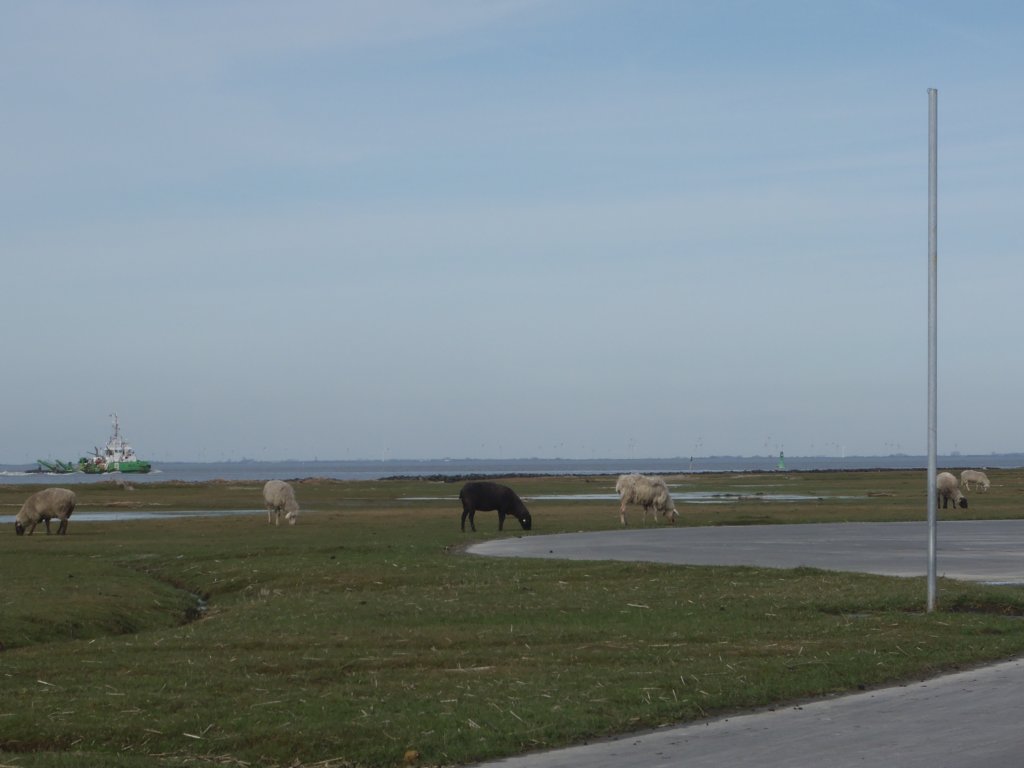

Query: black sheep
(459, 481), (532, 532)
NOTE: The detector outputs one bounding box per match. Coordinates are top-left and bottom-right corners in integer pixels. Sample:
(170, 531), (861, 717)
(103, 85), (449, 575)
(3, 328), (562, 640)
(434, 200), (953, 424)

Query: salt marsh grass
(3, 470), (1024, 767)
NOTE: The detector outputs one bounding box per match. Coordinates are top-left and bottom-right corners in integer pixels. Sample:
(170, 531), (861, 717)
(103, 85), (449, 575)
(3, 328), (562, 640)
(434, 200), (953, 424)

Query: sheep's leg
(26, 521), (38, 535)
(619, 502), (627, 527)
(43, 518), (52, 534)
(57, 518), (69, 535)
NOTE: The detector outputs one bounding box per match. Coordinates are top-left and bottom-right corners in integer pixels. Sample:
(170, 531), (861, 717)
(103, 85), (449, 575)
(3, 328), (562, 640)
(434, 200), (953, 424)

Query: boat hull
(81, 460), (152, 474)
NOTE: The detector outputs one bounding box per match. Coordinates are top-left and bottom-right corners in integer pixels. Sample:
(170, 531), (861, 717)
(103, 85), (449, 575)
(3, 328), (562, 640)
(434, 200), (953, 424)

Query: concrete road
(468, 520), (1024, 583)
(467, 521), (1024, 767)
(472, 658), (1024, 768)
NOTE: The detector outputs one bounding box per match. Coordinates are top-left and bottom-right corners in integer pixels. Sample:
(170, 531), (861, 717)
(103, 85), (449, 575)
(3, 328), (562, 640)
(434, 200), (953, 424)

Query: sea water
(3, 453), (1024, 485)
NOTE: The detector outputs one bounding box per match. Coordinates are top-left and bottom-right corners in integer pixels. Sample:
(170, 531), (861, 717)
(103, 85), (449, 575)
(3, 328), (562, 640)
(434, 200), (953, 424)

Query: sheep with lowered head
(615, 473), (678, 526)
(15, 487), (76, 535)
(960, 469), (990, 492)
(263, 480), (299, 526)
(936, 471), (968, 509)
(459, 481), (532, 532)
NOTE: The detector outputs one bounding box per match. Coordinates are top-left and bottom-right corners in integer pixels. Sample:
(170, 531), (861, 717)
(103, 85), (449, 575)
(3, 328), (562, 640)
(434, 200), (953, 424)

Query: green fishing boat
(79, 414), (152, 474)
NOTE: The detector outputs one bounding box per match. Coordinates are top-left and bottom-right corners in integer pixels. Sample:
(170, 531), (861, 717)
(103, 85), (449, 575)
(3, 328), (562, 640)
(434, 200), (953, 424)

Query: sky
(3, 1), (1023, 463)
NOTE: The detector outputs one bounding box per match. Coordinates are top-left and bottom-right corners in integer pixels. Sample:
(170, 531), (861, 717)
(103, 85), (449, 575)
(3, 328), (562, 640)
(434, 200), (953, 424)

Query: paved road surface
(471, 658), (1024, 768)
(467, 521), (1024, 767)
(468, 520), (1024, 583)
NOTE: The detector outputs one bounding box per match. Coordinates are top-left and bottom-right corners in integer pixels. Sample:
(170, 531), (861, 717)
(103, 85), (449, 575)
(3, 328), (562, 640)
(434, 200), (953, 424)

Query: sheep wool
(263, 480), (300, 526)
(960, 470), (990, 492)
(936, 472), (968, 509)
(615, 473), (678, 526)
(15, 487), (76, 536)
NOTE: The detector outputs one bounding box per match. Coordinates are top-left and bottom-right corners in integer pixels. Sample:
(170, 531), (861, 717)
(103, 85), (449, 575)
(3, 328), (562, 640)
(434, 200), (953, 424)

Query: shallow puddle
(0, 509), (262, 524)
(401, 492), (853, 504)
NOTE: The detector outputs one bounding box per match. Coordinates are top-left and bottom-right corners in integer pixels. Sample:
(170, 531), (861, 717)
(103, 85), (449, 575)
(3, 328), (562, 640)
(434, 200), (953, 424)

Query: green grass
(2, 470), (1024, 767)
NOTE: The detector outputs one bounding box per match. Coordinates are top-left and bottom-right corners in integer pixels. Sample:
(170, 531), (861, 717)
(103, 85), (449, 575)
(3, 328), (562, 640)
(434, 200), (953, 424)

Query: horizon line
(9, 451), (1023, 466)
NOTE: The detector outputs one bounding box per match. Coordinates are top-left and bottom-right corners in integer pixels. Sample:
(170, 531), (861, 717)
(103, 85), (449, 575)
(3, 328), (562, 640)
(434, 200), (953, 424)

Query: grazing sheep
(936, 472), (968, 509)
(615, 473), (678, 526)
(960, 469), (990, 492)
(15, 488), (76, 536)
(459, 481), (532, 532)
(263, 480), (299, 526)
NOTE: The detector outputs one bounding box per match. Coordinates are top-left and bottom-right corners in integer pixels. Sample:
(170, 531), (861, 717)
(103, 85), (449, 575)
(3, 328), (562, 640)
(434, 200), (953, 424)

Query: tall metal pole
(927, 88), (938, 612)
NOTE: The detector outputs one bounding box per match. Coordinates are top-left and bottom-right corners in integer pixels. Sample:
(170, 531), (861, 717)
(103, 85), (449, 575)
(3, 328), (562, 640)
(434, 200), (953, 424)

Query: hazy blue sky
(4, 2), (1022, 462)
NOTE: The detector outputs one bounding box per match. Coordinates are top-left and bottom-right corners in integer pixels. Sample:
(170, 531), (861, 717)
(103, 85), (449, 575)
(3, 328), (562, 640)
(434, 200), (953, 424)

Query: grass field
(3, 469), (1024, 767)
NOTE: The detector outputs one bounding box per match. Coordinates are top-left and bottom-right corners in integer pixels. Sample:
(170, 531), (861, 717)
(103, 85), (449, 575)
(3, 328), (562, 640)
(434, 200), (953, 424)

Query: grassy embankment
(2, 469), (1024, 767)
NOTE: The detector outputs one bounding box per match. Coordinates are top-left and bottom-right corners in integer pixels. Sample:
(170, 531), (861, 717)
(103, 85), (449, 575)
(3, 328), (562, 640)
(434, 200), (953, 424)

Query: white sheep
(15, 487), (76, 535)
(263, 480), (299, 526)
(615, 473), (678, 526)
(936, 472), (968, 509)
(960, 469), (990, 493)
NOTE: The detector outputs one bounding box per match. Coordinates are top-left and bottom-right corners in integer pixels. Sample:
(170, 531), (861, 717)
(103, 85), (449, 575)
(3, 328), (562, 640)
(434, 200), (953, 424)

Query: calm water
(0, 509), (261, 524)
(3, 454), (1023, 485)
